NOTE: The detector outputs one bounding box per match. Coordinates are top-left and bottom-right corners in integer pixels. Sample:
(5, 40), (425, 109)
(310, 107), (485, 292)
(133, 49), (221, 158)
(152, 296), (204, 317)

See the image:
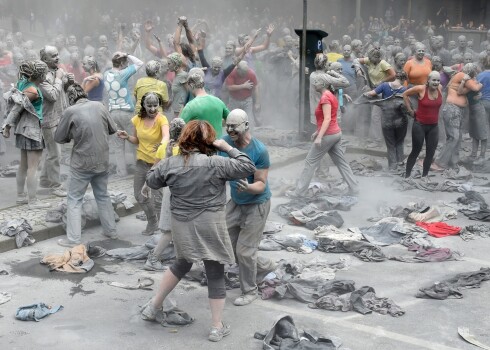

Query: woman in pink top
(292, 74), (359, 196)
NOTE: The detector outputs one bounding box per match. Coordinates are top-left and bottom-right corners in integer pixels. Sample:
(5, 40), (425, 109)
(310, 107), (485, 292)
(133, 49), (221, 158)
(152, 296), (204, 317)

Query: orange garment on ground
(403, 58), (432, 85)
(41, 245), (94, 273)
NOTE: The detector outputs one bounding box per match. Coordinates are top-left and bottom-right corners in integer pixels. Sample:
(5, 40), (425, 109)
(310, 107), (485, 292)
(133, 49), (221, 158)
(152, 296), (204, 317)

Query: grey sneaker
(143, 252), (167, 271)
(233, 292), (258, 306)
(16, 193), (28, 205)
(58, 238), (81, 247)
(28, 199), (52, 209)
(140, 299), (159, 321)
(51, 188), (67, 197)
(208, 323), (231, 342)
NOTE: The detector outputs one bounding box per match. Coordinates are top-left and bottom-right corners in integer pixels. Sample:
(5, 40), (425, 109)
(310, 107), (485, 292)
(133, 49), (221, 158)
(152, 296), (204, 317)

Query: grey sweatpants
(436, 103), (464, 168)
(226, 199), (274, 294)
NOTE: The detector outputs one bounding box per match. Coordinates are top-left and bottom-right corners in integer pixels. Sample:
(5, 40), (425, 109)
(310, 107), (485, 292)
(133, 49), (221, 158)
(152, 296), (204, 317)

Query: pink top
(315, 90), (341, 135)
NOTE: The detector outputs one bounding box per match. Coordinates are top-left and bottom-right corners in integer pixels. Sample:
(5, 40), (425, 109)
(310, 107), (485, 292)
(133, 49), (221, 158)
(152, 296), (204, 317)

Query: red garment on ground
(415, 222), (461, 238)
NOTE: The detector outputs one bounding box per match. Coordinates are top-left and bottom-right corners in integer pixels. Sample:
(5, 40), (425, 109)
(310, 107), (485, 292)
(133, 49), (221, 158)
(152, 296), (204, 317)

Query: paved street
(1, 149), (490, 350)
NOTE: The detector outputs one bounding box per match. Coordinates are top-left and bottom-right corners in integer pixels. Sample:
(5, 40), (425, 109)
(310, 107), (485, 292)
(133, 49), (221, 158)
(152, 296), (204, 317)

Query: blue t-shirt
(477, 71), (490, 101)
(220, 135), (271, 205)
(374, 83), (406, 99)
(337, 58), (357, 88)
(103, 64), (137, 111)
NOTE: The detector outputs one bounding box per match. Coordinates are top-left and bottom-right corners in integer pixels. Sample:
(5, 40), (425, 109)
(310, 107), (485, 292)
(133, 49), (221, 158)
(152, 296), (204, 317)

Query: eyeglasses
(225, 121), (246, 130)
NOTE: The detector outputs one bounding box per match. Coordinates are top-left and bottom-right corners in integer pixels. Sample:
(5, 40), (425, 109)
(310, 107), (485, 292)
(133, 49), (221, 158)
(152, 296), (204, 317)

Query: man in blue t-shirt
(219, 109), (274, 306)
(103, 51), (143, 177)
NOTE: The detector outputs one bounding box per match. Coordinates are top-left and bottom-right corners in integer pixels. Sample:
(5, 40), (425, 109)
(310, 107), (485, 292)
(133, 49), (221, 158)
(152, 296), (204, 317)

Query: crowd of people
(1, 4), (490, 343)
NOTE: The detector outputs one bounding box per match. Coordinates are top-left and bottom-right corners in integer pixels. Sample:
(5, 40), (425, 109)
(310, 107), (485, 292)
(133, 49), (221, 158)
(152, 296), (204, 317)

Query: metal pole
(355, 0), (361, 39)
(299, 0), (307, 137)
(408, 0), (412, 20)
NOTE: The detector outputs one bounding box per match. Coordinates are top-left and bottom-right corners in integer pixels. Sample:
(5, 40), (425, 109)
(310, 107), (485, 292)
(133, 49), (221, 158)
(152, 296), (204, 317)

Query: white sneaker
(51, 188), (67, 197)
(28, 199), (52, 209)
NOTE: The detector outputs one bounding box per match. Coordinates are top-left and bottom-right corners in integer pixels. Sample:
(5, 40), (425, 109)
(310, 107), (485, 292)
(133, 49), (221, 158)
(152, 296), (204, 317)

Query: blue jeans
(66, 168), (117, 242)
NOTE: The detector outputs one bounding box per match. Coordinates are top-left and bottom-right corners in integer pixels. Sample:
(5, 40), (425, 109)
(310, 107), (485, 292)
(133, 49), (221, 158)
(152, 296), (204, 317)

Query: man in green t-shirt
(180, 68), (229, 137)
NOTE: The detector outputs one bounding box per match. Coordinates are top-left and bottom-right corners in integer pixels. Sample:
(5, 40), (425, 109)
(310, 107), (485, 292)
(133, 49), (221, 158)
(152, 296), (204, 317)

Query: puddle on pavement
(8, 239), (135, 282)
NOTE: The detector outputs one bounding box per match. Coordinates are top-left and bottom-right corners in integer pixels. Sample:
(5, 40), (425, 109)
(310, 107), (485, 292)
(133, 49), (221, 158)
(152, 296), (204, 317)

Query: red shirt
(225, 68), (258, 100)
(0, 53), (12, 67)
(416, 87), (442, 125)
(315, 90), (341, 134)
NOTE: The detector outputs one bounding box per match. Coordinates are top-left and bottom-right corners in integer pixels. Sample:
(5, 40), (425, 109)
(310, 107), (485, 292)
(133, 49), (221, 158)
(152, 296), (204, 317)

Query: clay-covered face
(225, 44), (234, 56)
(5, 36), (14, 49)
(428, 72), (440, 88)
(393, 39), (401, 46)
(82, 57), (92, 72)
(225, 113), (248, 140)
(415, 46), (425, 60)
(431, 59), (443, 71)
(99, 35), (108, 47)
(448, 41), (456, 50)
(464, 54), (473, 64)
(43, 47), (60, 69)
(211, 62), (222, 75)
(458, 36), (467, 49)
(342, 45), (352, 59)
(143, 94), (160, 117)
(395, 55), (406, 68)
(68, 35), (77, 46)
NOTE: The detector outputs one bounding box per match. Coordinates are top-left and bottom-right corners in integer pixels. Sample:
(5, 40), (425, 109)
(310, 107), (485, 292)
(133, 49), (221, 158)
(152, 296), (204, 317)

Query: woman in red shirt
(292, 74), (359, 196)
(402, 71), (443, 181)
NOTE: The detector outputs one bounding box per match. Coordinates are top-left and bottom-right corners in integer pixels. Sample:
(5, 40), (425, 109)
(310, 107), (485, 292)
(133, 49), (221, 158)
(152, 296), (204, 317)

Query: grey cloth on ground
(389, 244), (462, 263)
(311, 285), (405, 317)
(349, 158), (383, 176)
(259, 315), (346, 350)
(314, 226), (363, 241)
(460, 224), (490, 241)
(317, 237), (387, 262)
(0, 164), (18, 177)
(442, 167), (472, 180)
(109, 277), (154, 290)
(416, 267), (490, 300)
(106, 234), (175, 261)
(263, 221), (284, 234)
(0, 218), (35, 248)
(360, 222), (403, 246)
(0, 291), (12, 305)
(392, 178), (473, 192)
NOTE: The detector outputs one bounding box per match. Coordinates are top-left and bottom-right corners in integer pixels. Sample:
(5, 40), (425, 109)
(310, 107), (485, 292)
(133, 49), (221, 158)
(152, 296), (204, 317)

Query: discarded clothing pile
(369, 201), (457, 223)
(416, 268), (490, 300)
(276, 201), (346, 230)
(389, 244), (462, 263)
(109, 277), (154, 290)
(349, 158), (383, 177)
(41, 244), (95, 273)
(309, 285), (405, 317)
(106, 234), (175, 261)
(0, 291), (11, 305)
(109, 190), (134, 209)
(317, 237), (387, 262)
(0, 163), (18, 177)
(415, 222), (461, 238)
(314, 225), (363, 241)
(456, 191), (490, 222)
(45, 202), (67, 223)
(255, 315), (348, 350)
(263, 221), (284, 234)
(442, 167), (472, 180)
(392, 178), (472, 192)
(269, 178), (296, 196)
(460, 224), (490, 241)
(16, 303), (63, 321)
(146, 297), (195, 327)
(0, 218), (35, 248)
(259, 258), (351, 303)
(259, 234), (318, 254)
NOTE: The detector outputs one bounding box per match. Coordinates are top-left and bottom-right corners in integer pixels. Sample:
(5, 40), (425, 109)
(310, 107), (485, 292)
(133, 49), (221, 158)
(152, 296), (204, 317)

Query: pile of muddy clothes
(105, 234), (175, 262)
(275, 195), (358, 230)
(258, 258), (404, 317)
(0, 218), (35, 248)
(255, 315), (350, 350)
(40, 243), (106, 273)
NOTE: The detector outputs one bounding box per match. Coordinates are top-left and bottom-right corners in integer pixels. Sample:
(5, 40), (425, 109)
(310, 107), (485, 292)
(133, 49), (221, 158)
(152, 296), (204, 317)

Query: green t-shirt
(180, 94), (230, 137)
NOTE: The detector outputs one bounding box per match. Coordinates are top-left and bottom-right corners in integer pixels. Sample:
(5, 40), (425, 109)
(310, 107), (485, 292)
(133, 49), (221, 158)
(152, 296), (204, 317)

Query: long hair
(178, 120), (216, 164)
(138, 92), (163, 118)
